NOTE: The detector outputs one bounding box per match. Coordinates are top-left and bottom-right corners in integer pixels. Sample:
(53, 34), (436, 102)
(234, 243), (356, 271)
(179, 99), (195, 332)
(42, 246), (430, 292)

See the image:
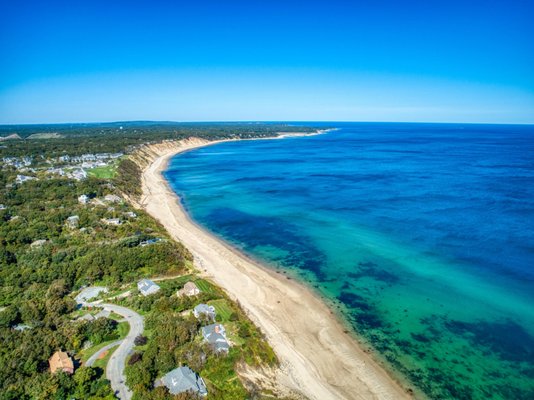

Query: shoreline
(135, 132), (412, 400)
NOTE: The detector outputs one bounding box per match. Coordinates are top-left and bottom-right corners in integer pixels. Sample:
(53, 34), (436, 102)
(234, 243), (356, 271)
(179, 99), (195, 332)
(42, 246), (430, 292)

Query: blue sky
(1, 0), (533, 124)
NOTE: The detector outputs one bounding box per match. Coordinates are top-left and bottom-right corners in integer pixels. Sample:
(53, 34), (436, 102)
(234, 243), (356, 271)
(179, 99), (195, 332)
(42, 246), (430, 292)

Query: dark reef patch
(445, 319), (534, 363)
(204, 207), (328, 280)
(348, 261), (400, 284)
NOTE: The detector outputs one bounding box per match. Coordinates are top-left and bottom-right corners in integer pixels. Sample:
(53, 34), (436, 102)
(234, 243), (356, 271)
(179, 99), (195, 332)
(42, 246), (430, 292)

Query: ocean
(164, 123), (534, 399)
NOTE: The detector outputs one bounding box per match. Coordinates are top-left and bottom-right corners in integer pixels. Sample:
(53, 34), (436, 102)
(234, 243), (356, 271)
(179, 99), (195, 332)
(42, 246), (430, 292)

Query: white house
(78, 194), (90, 204)
(193, 304), (216, 320)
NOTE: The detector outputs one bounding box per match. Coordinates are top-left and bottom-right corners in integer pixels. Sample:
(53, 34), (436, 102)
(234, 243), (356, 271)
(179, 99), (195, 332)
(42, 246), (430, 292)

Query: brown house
(49, 351), (74, 374)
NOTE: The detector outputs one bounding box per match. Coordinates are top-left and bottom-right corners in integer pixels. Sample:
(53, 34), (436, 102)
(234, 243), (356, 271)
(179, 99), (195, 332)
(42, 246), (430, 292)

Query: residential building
(201, 323), (230, 353)
(193, 304), (216, 320)
(137, 279), (161, 296)
(104, 194), (122, 203)
(66, 215), (80, 229)
(177, 281), (201, 297)
(78, 194), (90, 204)
(49, 351), (74, 374)
(102, 218), (122, 226)
(157, 366), (208, 397)
(16, 174), (36, 184)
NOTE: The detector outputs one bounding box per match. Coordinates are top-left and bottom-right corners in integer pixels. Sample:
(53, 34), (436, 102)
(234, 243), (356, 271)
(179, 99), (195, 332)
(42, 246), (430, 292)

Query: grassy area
(208, 299), (234, 322)
(79, 321), (129, 362)
(92, 344), (119, 370)
(87, 163), (118, 179)
(80, 340), (114, 363)
(157, 274), (195, 291)
(194, 279), (218, 294)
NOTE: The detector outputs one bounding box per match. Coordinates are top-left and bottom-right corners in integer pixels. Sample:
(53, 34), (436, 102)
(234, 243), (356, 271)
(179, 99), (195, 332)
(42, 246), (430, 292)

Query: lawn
(208, 299), (234, 322)
(92, 344), (119, 370)
(194, 279), (217, 294)
(87, 163), (118, 179)
(79, 321), (130, 362)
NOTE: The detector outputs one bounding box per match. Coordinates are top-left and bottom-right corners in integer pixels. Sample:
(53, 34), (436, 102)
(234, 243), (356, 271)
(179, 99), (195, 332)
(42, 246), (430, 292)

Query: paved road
(86, 340), (123, 367)
(99, 303), (144, 400)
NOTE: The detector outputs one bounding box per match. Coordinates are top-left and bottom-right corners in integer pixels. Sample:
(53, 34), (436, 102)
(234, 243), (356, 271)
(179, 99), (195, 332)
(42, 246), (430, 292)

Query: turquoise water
(165, 123), (534, 399)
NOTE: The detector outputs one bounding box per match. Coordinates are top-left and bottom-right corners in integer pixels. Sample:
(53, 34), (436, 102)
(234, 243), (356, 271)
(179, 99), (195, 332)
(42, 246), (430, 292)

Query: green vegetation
(0, 123), (323, 399)
(208, 299), (234, 322)
(0, 175), (190, 399)
(87, 162), (119, 179)
(119, 275), (277, 400)
(79, 321), (129, 363)
(0, 122), (319, 160)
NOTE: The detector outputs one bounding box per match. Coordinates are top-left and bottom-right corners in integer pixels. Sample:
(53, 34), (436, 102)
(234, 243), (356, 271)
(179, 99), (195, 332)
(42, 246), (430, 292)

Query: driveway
(98, 303), (144, 400)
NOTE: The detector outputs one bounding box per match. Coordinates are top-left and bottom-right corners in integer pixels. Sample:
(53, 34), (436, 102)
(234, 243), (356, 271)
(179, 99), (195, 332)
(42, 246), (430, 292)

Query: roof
(178, 281), (200, 296)
(49, 351), (74, 374)
(193, 304), (216, 318)
(137, 279), (160, 296)
(104, 194), (122, 202)
(201, 324), (230, 353)
(160, 366), (208, 396)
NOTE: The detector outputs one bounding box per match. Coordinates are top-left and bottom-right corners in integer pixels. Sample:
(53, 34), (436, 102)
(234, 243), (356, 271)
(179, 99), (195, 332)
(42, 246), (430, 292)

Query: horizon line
(1, 119), (533, 127)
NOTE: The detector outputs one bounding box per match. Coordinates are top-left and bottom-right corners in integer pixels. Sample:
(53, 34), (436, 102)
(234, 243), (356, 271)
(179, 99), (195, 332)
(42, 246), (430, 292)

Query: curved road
(98, 303), (144, 400)
(86, 340), (123, 367)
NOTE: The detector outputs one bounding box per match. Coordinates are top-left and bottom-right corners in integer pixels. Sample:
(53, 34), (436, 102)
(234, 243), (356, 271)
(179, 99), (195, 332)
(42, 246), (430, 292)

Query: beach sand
(134, 135), (412, 400)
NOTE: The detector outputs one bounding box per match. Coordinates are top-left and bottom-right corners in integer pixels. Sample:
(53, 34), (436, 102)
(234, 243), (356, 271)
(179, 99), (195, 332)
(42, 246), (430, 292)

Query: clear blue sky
(1, 0), (533, 124)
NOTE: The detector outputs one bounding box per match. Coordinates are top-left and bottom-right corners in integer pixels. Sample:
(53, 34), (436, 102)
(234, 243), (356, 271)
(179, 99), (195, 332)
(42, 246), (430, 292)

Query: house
(78, 194), (90, 204)
(193, 304), (216, 320)
(102, 218), (122, 226)
(177, 281), (201, 297)
(104, 194), (122, 203)
(30, 239), (47, 248)
(70, 169), (87, 181)
(13, 324), (31, 331)
(137, 279), (160, 296)
(139, 238), (161, 247)
(49, 351), (74, 374)
(157, 366), (208, 397)
(16, 174), (36, 184)
(66, 215), (80, 229)
(201, 323), (230, 353)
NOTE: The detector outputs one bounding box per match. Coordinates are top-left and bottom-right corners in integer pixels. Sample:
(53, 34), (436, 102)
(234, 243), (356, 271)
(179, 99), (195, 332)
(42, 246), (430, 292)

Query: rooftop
(159, 366), (208, 396)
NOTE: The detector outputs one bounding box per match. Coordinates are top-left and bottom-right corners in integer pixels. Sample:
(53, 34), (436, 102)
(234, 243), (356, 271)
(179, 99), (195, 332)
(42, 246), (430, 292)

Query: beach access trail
(135, 136), (411, 400)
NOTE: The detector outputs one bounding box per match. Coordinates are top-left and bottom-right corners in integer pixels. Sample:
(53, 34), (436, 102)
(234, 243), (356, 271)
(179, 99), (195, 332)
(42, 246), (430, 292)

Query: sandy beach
(134, 134), (412, 400)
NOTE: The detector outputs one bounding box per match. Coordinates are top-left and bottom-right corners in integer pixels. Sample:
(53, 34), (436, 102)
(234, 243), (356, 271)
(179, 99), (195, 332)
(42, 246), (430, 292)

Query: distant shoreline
(135, 131), (412, 400)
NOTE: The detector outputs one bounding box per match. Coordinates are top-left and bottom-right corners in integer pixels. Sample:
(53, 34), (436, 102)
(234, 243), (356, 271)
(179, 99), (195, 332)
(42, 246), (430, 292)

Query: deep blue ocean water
(165, 123), (534, 399)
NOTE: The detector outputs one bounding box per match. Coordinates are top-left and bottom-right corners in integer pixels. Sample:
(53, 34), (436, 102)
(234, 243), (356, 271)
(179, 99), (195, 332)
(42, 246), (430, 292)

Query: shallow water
(165, 123), (534, 399)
